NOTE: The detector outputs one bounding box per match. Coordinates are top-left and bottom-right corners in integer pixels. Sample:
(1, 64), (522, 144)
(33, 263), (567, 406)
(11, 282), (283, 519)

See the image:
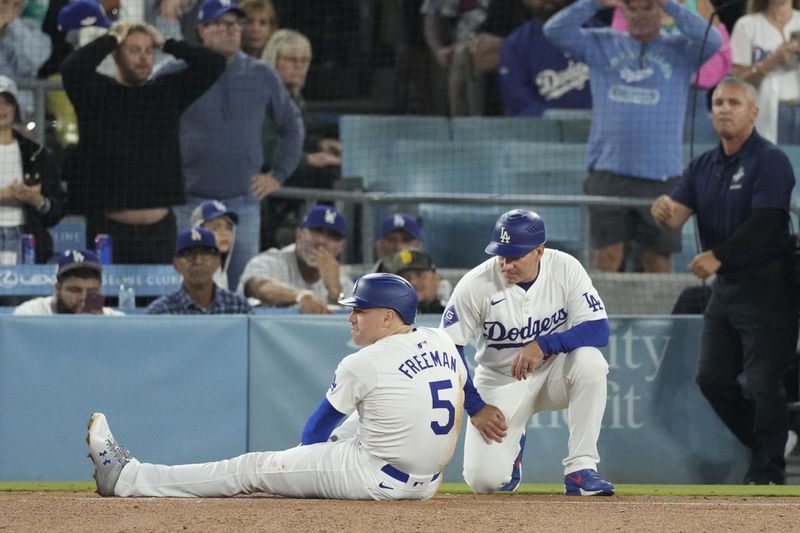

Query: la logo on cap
(212, 200), (226, 211)
(324, 209), (337, 225)
(219, 0), (231, 5)
(191, 229), (202, 241)
(393, 214), (406, 228)
(81, 16), (98, 26)
(72, 251), (85, 263)
(500, 227), (511, 244)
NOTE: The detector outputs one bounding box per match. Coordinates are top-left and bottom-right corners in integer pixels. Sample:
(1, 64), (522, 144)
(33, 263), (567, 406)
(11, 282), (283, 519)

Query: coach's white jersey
(326, 326), (466, 475)
(441, 249), (607, 376)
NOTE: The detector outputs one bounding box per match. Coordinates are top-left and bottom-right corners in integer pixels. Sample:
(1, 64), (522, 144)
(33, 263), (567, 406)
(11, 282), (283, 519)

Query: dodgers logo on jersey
(483, 308), (568, 349)
(583, 292), (604, 312)
(442, 305), (459, 327)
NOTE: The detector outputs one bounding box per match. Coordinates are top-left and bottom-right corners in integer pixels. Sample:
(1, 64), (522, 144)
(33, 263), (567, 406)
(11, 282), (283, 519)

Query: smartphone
(82, 292), (104, 314)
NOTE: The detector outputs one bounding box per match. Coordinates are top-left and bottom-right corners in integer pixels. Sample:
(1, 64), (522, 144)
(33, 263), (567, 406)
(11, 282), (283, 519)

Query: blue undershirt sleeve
(535, 319), (610, 356)
(457, 345), (487, 417)
(301, 397), (347, 445)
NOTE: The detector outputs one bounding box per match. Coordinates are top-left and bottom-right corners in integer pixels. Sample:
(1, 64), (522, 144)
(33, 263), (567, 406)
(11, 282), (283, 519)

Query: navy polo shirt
(671, 129), (795, 273)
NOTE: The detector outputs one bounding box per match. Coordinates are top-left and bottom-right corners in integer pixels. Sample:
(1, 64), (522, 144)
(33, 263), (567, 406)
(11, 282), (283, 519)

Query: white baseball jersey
(327, 326), (466, 475)
(441, 249), (607, 375)
(113, 326), (466, 500)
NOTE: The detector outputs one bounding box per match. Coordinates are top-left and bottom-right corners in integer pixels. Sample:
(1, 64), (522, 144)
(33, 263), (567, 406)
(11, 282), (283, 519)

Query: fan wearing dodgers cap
(372, 213), (423, 273)
(237, 204), (354, 314)
(441, 209), (614, 496)
(13, 249), (123, 315)
(146, 227), (251, 314)
(190, 199), (238, 290)
(59, 3), (226, 264)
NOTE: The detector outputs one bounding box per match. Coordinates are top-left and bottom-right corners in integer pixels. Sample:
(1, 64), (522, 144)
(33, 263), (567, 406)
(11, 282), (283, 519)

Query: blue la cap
(301, 204), (346, 238)
(381, 213), (421, 240)
(190, 200), (239, 227)
(57, 0), (112, 32)
(57, 249), (102, 277)
(175, 227), (220, 255)
(197, 0), (245, 23)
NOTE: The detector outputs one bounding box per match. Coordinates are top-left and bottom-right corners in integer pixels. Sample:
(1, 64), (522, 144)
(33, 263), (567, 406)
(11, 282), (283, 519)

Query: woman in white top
(0, 76), (63, 264)
(730, 0), (800, 143)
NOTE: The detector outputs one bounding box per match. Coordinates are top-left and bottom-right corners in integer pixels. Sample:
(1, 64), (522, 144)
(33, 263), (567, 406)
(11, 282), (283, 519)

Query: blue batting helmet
(338, 273), (417, 325)
(485, 209), (546, 257)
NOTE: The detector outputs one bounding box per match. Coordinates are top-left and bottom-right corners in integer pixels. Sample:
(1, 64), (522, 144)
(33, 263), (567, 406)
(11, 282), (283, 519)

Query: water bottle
(118, 284), (136, 310)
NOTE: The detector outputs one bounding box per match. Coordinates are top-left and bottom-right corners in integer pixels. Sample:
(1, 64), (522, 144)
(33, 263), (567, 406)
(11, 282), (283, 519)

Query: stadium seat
(450, 116), (560, 143)
(340, 115), (450, 188)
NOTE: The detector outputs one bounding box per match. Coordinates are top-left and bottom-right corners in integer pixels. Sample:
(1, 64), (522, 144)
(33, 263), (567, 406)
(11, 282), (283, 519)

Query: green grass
(2, 481), (800, 497)
(438, 483), (800, 496)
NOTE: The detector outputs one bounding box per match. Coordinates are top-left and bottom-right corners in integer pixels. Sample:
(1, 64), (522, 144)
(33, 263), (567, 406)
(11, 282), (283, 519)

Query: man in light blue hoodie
(544, 0), (722, 273)
(158, 0), (303, 290)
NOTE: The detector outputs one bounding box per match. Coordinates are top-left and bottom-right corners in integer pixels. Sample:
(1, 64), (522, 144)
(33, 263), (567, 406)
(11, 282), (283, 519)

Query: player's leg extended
(114, 439), (380, 499)
(463, 368), (533, 494)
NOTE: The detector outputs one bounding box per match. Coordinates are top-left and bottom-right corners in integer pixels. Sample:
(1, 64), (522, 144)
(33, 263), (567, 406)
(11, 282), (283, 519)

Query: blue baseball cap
(175, 228), (220, 255)
(301, 205), (346, 238)
(381, 213), (421, 240)
(57, 249), (102, 277)
(57, 0), (112, 32)
(190, 200), (239, 227)
(197, 0), (245, 23)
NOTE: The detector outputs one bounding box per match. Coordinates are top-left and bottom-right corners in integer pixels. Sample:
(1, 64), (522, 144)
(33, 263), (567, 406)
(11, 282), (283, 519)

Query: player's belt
(381, 464), (440, 483)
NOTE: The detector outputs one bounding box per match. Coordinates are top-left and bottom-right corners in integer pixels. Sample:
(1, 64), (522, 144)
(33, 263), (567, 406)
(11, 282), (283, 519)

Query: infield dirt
(1, 492), (798, 532)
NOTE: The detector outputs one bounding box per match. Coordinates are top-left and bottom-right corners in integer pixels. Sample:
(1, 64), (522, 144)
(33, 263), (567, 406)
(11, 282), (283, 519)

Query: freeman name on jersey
(398, 341), (459, 380)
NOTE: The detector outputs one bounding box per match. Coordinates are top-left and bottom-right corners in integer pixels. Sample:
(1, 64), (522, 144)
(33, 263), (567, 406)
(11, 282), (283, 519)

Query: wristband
(295, 289), (314, 304)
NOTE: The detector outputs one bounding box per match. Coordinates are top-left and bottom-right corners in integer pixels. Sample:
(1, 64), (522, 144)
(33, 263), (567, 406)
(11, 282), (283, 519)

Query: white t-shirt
(441, 249), (608, 375)
(13, 295), (125, 316)
(236, 244), (354, 304)
(730, 11), (800, 142)
(0, 140), (24, 227)
(326, 326), (466, 475)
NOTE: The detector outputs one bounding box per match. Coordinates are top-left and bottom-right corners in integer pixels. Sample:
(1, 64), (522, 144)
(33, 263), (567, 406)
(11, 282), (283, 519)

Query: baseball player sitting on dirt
(87, 273), (466, 500)
(441, 209), (614, 496)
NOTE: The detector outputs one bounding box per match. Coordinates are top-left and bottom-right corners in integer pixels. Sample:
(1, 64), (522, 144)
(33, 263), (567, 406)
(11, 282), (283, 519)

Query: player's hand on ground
(470, 405), (507, 444)
(688, 250), (720, 280)
(511, 341), (546, 380)
(250, 172), (280, 200)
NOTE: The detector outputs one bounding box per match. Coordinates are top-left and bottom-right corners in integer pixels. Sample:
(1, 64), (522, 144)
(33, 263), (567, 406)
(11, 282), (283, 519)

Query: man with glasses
(157, 0), (303, 292)
(238, 204), (354, 315)
(147, 227), (252, 314)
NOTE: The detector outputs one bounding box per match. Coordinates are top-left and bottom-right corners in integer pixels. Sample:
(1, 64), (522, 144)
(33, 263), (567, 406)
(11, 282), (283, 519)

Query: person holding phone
(0, 75), (63, 264)
(13, 249), (124, 315)
(730, 0), (800, 143)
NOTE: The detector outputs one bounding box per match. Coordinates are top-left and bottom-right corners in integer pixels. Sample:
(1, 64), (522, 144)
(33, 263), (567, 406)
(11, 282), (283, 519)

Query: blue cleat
(564, 469), (614, 496)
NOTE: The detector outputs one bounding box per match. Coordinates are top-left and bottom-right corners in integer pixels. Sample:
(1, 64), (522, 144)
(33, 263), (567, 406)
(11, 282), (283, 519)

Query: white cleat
(86, 412), (130, 496)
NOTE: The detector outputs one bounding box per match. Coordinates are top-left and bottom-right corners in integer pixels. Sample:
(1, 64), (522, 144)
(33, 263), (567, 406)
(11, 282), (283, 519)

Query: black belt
(380, 464), (440, 483)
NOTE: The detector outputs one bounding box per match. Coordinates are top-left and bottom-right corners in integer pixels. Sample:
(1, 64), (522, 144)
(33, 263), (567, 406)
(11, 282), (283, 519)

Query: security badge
(729, 166), (744, 190)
